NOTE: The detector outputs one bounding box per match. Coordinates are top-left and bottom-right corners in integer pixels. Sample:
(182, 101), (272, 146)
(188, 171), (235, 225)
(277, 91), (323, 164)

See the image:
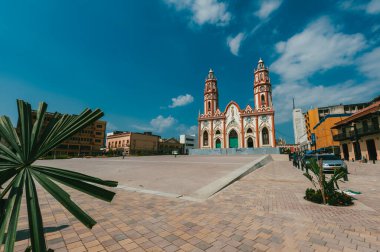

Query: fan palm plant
(0, 100), (118, 252)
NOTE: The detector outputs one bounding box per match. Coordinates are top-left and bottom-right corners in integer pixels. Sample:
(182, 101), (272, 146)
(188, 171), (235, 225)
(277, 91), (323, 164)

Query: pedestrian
(297, 153), (301, 169)
(293, 152), (298, 167)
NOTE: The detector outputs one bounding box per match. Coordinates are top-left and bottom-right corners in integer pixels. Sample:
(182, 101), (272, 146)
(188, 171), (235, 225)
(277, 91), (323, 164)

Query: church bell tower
(204, 69), (219, 115)
(254, 58), (273, 110)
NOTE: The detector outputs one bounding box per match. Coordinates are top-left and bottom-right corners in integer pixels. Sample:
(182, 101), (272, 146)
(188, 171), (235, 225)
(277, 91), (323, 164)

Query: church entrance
(247, 137), (254, 148)
(229, 130), (238, 148)
(215, 139), (221, 148)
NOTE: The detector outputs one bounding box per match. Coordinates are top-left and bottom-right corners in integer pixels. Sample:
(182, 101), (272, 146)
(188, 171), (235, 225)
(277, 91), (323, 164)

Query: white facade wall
(293, 108), (308, 145)
(180, 134), (197, 154)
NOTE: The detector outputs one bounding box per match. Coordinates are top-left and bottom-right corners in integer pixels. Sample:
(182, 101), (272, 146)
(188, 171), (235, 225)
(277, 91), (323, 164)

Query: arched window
(203, 131), (209, 146)
(262, 127), (269, 145)
(215, 130), (221, 135)
(208, 101), (211, 111)
(246, 128), (252, 134)
(261, 94), (266, 106)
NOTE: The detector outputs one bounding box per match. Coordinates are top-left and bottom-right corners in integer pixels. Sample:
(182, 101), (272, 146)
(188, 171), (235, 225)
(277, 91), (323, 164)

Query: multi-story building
(198, 59), (276, 149)
(159, 138), (183, 154)
(312, 114), (351, 152)
(179, 134), (197, 154)
(332, 100), (380, 162)
(30, 111), (106, 157)
(304, 102), (369, 150)
(292, 108), (309, 150)
(106, 131), (159, 155)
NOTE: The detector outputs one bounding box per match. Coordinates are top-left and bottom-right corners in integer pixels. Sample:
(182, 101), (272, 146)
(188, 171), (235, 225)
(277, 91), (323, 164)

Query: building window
(203, 131), (209, 146)
(372, 117), (379, 129)
(95, 132), (102, 135)
(96, 124), (103, 128)
(246, 128), (252, 133)
(208, 101), (211, 111)
(261, 94), (265, 106)
(215, 130), (220, 135)
(262, 127), (269, 145)
(363, 120), (368, 132)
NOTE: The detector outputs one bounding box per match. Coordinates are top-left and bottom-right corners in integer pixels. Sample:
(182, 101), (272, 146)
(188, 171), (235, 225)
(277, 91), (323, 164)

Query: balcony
(356, 125), (380, 137)
(333, 125), (380, 141)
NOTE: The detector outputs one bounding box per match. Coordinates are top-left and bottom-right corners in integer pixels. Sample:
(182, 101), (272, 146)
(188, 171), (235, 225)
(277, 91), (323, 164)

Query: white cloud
(176, 124), (198, 135)
(164, 0), (231, 26)
(169, 94), (194, 108)
(367, 0), (380, 14)
(106, 122), (118, 132)
(338, 0), (380, 14)
(271, 17), (366, 82)
(255, 0), (283, 19)
(227, 33), (246, 56)
(358, 47), (380, 80)
(150, 115), (177, 133)
(273, 80), (379, 124)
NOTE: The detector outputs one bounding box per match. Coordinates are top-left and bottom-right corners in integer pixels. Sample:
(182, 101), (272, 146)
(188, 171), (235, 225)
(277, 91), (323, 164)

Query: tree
(0, 100), (118, 251)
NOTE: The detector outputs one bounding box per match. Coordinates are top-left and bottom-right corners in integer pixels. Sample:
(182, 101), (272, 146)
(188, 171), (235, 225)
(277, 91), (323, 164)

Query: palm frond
(0, 100), (118, 252)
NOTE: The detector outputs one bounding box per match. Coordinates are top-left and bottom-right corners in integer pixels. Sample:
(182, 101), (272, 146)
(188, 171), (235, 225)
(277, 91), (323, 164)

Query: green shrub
(305, 188), (353, 206)
(303, 159), (353, 206)
(305, 188), (323, 204)
(327, 191), (353, 206)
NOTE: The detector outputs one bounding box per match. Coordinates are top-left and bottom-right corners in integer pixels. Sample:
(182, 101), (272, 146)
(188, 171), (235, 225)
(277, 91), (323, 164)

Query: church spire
(207, 68), (216, 80)
(254, 58), (273, 109)
(204, 68), (219, 115)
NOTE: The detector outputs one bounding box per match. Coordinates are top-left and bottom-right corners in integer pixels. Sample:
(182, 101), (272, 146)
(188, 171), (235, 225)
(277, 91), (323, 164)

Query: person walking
(293, 152), (298, 167)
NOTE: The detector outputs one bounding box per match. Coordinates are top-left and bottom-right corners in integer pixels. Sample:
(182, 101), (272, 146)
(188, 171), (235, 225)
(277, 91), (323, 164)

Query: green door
(216, 139), (221, 148)
(229, 130), (238, 148)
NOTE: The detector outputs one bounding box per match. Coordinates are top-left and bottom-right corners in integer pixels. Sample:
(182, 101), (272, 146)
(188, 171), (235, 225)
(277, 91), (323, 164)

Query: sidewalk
(10, 160), (380, 252)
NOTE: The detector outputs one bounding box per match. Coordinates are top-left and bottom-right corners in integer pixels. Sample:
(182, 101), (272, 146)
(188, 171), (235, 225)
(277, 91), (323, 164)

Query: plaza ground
(36, 155), (264, 197)
(9, 156), (380, 251)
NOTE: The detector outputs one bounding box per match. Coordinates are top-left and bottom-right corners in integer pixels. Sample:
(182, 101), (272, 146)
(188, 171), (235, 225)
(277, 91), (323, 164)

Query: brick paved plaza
(9, 156), (380, 251)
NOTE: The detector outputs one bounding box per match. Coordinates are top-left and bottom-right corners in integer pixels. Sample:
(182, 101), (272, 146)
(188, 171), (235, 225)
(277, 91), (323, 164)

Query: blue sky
(1, 0), (380, 143)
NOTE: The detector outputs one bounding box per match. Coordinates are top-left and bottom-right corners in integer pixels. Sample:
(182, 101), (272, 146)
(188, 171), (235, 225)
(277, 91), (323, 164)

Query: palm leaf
(0, 100), (117, 252)
(25, 169), (47, 252)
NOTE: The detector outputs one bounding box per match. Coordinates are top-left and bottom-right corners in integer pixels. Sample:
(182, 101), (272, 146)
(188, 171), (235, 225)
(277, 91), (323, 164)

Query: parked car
(302, 154), (348, 181)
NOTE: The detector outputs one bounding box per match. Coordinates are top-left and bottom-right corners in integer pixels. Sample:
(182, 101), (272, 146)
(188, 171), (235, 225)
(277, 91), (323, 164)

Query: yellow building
(304, 108), (319, 143)
(313, 114), (351, 150)
(30, 111), (106, 157)
(304, 103), (369, 150)
(106, 131), (159, 155)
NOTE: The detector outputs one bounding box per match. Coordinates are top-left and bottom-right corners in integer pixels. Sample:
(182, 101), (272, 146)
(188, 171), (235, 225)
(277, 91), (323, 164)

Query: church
(198, 59), (276, 149)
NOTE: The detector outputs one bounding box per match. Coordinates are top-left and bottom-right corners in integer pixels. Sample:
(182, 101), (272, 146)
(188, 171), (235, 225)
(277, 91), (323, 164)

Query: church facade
(198, 59), (276, 149)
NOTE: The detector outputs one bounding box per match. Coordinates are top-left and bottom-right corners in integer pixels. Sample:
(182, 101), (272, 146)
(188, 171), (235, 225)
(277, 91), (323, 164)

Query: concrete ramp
(190, 155), (273, 200)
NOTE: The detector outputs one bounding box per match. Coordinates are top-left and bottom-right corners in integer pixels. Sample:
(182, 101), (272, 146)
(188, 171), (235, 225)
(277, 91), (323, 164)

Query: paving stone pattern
(4, 160), (380, 252)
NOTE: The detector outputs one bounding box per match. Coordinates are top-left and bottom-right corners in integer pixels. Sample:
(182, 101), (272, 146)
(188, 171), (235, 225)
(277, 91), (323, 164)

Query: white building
(292, 108), (309, 150)
(180, 134), (197, 154)
(198, 59), (276, 149)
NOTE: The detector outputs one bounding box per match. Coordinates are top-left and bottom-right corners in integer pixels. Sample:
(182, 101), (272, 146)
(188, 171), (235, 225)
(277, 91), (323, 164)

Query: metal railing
(333, 125), (380, 141)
